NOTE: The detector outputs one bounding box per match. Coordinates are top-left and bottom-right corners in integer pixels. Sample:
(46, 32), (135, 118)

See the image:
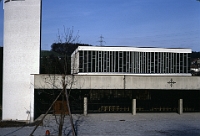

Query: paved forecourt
(1, 113), (200, 136)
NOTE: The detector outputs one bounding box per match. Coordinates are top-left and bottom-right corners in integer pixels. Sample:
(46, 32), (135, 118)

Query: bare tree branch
(29, 89), (63, 136)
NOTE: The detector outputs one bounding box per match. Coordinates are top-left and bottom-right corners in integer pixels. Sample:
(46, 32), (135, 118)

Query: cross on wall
(167, 78), (176, 87)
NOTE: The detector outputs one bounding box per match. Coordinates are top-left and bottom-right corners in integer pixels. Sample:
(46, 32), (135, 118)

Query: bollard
(132, 99), (136, 115)
(84, 97), (88, 116)
(178, 99), (183, 115)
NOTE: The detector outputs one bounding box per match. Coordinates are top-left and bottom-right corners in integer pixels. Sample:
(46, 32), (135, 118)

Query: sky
(0, 0), (200, 51)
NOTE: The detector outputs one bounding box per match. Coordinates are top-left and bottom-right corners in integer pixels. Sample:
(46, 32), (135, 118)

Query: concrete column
(132, 99), (136, 115)
(83, 97), (88, 116)
(178, 99), (183, 114)
(30, 75), (35, 123)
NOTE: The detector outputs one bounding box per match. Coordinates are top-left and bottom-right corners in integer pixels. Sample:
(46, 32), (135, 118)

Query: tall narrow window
(151, 52), (154, 73)
(180, 53), (183, 73)
(79, 51), (83, 72)
(92, 51), (96, 72)
(84, 51), (88, 72)
(119, 51), (123, 72)
(88, 51), (91, 72)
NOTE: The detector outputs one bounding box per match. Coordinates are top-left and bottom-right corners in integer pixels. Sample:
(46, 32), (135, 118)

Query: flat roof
(75, 46), (192, 53)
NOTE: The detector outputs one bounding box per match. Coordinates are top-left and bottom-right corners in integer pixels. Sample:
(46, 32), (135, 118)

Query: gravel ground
(0, 113), (200, 136)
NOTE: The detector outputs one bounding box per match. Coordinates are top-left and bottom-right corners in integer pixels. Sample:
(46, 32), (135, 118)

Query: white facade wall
(34, 75), (200, 90)
(71, 50), (79, 74)
(3, 0), (41, 120)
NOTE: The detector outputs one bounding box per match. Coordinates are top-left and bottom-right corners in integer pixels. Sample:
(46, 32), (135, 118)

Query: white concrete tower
(3, 0), (41, 121)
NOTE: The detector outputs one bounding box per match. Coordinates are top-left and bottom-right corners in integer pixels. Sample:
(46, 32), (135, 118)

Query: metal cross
(167, 78), (176, 87)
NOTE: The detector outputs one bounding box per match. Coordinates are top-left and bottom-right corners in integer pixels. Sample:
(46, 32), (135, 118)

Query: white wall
(34, 75), (200, 90)
(3, 0), (41, 120)
(71, 50), (79, 74)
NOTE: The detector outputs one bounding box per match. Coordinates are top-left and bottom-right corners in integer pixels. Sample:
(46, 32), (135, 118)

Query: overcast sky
(0, 0), (200, 51)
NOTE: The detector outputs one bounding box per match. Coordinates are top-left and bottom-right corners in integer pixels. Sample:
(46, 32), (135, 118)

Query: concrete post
(30, 75), (35, 123)
(132, 99), (136, 115)
(83, 97), (88, 116)
(178, 99), (183, 114)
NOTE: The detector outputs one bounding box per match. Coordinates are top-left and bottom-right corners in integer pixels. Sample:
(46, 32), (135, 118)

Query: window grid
(78, 50), (190, 74)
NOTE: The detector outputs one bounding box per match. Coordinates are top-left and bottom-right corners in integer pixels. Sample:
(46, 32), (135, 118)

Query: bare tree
(30, 27), (79, 136)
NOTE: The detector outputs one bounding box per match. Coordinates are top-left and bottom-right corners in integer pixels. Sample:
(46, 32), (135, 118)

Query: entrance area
(34, 89), (200, 119)
(88, 89), (200, 113)
(88, 89), (132, 113)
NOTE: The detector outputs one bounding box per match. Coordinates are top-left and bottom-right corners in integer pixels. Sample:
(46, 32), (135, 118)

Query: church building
(2, 0), (200, 122)
(32, 46), (200, 120)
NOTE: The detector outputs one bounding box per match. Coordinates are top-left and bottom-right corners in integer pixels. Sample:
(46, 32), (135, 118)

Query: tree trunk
(58, 91), (65, 136)
(65, 88), (76, 136)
